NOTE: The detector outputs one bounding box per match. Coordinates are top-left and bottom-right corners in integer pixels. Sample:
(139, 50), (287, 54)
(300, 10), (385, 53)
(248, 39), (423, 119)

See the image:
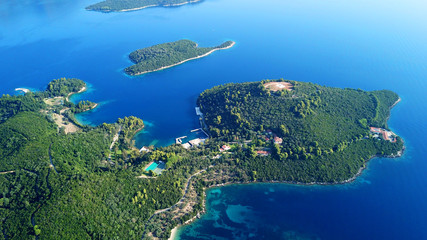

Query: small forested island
(0, 79), (403, 240)
(86, 0), (202, 12)
(124, 39), (235, 76)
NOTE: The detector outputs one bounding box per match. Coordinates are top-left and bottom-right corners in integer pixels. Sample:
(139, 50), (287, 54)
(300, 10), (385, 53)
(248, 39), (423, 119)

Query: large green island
(86, 0), (203, 13)
(124, 39), (235, 76)
(0, 79), (403, 240)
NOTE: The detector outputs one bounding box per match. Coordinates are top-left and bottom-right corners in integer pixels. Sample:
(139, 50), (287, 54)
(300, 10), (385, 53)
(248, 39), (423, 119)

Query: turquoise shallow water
(1, 0), (427, 239)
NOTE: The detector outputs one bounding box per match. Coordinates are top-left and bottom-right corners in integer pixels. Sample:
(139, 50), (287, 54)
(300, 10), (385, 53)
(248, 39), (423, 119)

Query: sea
(1, 0), (426, 239)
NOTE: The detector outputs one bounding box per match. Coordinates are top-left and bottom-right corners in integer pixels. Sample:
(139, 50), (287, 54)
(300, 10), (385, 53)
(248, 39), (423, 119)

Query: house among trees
(370, 127), (397, 142)
(274, 136), (283, 145)
(220, 145), (231, 152)
(256, 150), (270, 156)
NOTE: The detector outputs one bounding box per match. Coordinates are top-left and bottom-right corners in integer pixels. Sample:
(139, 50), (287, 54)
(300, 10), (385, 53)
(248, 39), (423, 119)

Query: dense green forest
(0, 79), (403, 239)
(0, 78), (218, 239)
(124, 40), (234, 75)
(86, 0), (202, 12)
(45, 78), (85, 98)
(197, 80), (404, 183)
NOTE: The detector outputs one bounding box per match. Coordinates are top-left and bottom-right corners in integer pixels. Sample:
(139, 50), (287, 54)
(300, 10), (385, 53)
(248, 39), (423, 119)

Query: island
(86, 0), (203, 12)
(0, 79), (403, 240)
(124, 39), (235, 76)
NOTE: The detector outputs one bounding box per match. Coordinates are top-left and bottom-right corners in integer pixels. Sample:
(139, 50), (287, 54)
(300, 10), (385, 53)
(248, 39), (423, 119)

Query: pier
(15, 88), (30, 93)
(175, 136), (187, 144)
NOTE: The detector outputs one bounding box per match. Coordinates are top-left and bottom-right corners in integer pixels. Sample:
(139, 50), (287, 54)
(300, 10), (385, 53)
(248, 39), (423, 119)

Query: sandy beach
(66, 86), (87, 102)
(168, 227), (179, 240)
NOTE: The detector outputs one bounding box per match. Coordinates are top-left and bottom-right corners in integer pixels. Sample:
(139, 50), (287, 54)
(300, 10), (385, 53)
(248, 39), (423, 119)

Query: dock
(15, 88), (30, 93)
(140, 146), (150, 153)
(195, 107), (203, 116)
(175, 136), (187, 144)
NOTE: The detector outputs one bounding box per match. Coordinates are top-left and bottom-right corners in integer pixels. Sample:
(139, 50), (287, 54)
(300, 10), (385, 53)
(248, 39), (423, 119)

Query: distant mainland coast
(125, 40), (235, 76)
(86, 0), (202, 13)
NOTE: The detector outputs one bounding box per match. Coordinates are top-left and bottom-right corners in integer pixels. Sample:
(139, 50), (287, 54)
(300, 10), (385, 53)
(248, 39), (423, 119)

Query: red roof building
(256, 151), (270, 156)
(274, 137), (283, 144)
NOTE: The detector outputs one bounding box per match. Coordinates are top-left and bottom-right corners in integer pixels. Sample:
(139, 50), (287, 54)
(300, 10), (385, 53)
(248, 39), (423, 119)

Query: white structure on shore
(195, 107), (203, 116)
(15, 88), (30, 93)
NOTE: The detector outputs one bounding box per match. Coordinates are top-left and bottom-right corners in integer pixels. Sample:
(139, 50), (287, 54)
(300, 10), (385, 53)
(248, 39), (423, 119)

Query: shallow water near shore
(1, 0), (427, 239)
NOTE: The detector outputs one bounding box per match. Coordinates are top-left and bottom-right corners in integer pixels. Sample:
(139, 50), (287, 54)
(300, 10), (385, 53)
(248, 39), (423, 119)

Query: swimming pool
(145, 162), (159, 171)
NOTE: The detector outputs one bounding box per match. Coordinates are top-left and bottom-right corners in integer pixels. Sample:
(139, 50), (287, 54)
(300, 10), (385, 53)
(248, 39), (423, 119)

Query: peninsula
(0, 79), (403, 240)
(86, 0), (202, 13)
(124, 40), (235, 76)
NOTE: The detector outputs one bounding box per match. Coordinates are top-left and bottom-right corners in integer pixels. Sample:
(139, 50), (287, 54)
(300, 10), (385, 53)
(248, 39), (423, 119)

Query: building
(274, 136), (283, 145)
(139, 146), (150, 153)
(370, 127), (397, 143)
(256, 150), (270, 156)
(370, 127), (382, 133)
(219, 145), (231, 152)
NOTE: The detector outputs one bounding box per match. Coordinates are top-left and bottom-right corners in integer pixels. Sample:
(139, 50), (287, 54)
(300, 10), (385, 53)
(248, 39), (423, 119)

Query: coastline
(128, 41), (235, 76)
(67, 86), (99, 112)
(391, 97), (401, 109)
(169, 227), (179, 240)
(66, 85), (100, 127)
(168, 153), (405, 240)
(118, 4), (157, 12)
(66, 86), (87, 102)
(167, 96), (404, 240)
(91, 0), (202, 13)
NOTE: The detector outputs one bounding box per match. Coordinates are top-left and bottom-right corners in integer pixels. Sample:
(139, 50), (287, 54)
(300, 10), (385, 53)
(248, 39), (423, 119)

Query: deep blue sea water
(1, 0), (427, 239)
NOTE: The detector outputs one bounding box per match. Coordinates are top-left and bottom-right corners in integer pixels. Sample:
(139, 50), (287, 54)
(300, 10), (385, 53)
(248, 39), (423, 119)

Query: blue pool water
(1, 0), (427, 239)
(145, 162), (159, 171)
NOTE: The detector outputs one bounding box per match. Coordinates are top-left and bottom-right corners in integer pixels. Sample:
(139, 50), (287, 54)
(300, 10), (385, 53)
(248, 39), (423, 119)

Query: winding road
(108, 125), (122, 163)
(141, 165), (213, 238)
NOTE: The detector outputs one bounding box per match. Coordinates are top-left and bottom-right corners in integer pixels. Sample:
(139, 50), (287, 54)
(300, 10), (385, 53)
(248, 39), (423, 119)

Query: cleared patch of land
(51, 113), (80, 134)
(264, 81), (293, 91)
(42, 87), (89, 134)
(44, 97), (63, 106)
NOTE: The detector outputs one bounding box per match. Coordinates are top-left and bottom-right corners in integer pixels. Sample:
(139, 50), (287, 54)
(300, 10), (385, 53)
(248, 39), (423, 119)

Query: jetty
(15, 88), (30, 93)
(176, 136), (187, 144)
(139, 146), (150, 153)
(195, 107), (202, 116)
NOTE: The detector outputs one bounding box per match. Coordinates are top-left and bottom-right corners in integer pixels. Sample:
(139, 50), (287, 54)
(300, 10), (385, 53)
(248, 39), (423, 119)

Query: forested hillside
(0, 79), (219, 240)
(0, 79), (403, 240)
(197, 80), (404, 182)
